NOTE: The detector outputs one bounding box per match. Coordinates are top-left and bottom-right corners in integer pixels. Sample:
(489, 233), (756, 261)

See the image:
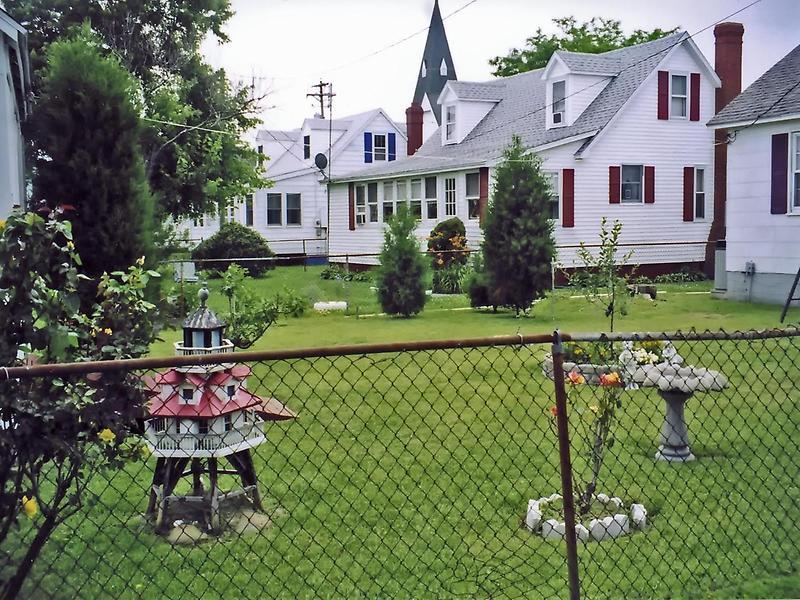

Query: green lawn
(8, 267), (800, 598)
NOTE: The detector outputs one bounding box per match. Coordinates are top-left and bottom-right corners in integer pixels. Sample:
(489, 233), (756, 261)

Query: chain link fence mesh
(1, 328), (798, 598)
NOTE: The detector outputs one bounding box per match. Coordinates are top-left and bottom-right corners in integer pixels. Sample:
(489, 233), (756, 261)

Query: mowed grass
(10, 267), (800, 598)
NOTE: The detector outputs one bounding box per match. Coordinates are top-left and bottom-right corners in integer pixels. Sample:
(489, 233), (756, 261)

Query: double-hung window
(152, 418), (166, 433)
(286, 193), (302, 225)
(267, 193), (282, 225)
(444, 177), (456, 216)
(245, 195), (254, 226)
(445, 106), (456, 142)
(367, 183), (379, 222)
(543, 171), (560, 220)
(198, 421), (209, 435)
(695, 168), (706, 219)
(226, 203), (237, 223)
(793, 132), (800, 211)
(355, 185), (366, 225)
(303, 135), (311, 159)
(552, 81), (566, 125)
(383, 182), (395, 220)
(425, 176), (438, 219)
(671, 75), (688, 118)
(410, 179), (422, 219)
(374, 135), (387, 161)
(621, 165), (643, 203)
(224, 415), (233, 432)
(466, 173), (480, 220)
(396, 181), (408, 215)
(193, 214), (205, 227)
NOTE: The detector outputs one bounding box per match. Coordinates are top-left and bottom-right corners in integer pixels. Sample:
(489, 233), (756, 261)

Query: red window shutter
(348, 183), (355, 230)
(689, 73), (700, 122)
(609, 166), (620, 204)
(644, 166), (655, 204)
(657, 71), (669, 120)
(683, 166), (694, 222)
(562, 168), (575, 228)
(771, 133), (789, 215)
(479, 167), (489, 225)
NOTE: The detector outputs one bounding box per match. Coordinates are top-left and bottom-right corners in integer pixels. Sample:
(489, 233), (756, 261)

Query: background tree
(376, 207), (427, 318)
(489, 17), (677, 77)
(6, 0), (266, 220)
(483, 136), (554, 315)
(30, 32), (154, 299)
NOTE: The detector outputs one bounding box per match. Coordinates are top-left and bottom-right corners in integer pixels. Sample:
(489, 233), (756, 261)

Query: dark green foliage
(191, 222), (274, 277)
(376, 207), (427, 317)
(483, 136), (554, 314)
(30, 33), (154, 302)
(464, 249), (495, 309)
(427, 217), (468, 270)
(489, 17), (678, 77)
(320, 264), (373, 282)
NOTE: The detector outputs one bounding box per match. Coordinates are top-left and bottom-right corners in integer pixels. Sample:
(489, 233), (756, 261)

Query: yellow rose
(21, 495), (38, 518)
(98, 428), (115, 444)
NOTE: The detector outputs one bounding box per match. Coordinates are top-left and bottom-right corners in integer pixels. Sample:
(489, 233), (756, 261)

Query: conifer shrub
(192, 222), (274, 276)
(483, 136), (555, 314)
(428, 217), (469, 294)
(376, 207), (427, 317)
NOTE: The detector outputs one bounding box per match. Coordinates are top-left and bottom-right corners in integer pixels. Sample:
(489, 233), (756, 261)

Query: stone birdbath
(624, 342), (729, 462)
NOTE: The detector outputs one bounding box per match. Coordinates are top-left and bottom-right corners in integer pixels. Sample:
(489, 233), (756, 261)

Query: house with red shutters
(183, 108), (407, 258)
(328, 8), (746, 275)
(708, 39), (800, 306)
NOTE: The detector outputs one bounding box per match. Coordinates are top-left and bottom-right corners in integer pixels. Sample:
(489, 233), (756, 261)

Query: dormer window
(552, 80), (566, 125)
(445, 105), (456, 142)
(226, 384), (236, 399)
(374, 134), (387, 161)
(180, 388), (194, 405)
(670, 75), (688, 118)
(440, 59), (448, 77)
(421, 60), (427, 78)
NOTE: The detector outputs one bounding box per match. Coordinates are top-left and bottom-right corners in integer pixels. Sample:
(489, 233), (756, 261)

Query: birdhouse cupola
(177, 285), (232, 355)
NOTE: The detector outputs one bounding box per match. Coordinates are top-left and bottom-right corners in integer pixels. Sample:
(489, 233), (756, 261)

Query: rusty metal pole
(552, 330), (581, 600)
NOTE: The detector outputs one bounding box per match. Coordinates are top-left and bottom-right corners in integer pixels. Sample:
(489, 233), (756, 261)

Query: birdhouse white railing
(147, 421), (265, 455)
(174, 339), (235, 356)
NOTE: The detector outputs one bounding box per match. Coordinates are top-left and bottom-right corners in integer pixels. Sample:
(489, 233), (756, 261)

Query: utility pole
(307, 80), (332, 119)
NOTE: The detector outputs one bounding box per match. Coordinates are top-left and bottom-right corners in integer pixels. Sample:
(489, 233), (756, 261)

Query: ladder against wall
(780, 267), (800, 323)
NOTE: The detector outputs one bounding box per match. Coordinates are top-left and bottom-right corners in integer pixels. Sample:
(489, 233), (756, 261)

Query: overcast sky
(200, 0), (800, 134)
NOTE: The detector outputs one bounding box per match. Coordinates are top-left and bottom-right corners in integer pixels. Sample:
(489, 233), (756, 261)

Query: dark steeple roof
(412, 0), (457, 124)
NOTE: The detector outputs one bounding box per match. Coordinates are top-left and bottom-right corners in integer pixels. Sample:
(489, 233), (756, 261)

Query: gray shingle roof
(448, 81), (506, 101)
(708, 42), (800, 126)
(556, 50), (621, 74)
(335, 32), (687, 181)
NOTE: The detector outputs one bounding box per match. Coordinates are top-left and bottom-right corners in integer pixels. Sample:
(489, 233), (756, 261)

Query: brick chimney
(406, 102), (424, 156)
(707, 22), (744, 276)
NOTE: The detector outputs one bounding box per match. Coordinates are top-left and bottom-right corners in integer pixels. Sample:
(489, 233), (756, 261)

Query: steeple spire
(412, 0), (457, 125)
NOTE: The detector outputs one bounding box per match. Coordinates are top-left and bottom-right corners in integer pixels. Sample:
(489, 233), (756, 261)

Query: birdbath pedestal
(655, 390), (695, 462)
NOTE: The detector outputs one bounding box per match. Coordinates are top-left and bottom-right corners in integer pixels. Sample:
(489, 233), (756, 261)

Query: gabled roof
(445, 81), (506, 102)
(335, 32), (688, 181)
(708, 42), (800, 127)
(548, 51), (621, 76)
(412, 0), (457, 124)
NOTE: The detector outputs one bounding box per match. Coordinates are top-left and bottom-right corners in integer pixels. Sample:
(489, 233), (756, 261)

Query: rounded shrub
(191, 222), (274, 276)
(427, 217), (468, 270)
(377, 207), (427, 317)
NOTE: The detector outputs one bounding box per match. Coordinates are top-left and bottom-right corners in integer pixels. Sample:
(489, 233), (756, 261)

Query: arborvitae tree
(31, 31), (154, 301)
(483, 135), (555, 314)
(376, 206), (427, 317)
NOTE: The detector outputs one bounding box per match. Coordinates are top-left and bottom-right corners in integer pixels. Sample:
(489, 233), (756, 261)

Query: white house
(708, 40), (800, 305)
(185, 109), (407, 258)
(329, 22), (746, 276)
(0, 9), (31, 217)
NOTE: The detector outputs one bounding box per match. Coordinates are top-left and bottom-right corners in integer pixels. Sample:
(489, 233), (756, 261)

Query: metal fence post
(551, 330), (581, 600)
(302, 239), (307, 272)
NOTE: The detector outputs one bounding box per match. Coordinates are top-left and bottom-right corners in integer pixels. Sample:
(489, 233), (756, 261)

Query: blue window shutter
(364, 132), (373, 163)
(388, 133), (396, 161)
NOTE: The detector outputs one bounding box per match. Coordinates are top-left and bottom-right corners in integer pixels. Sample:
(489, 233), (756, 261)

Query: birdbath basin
(630, 362), (728, 463)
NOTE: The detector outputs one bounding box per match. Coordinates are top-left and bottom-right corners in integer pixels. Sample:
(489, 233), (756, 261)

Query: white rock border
(525, 493), (647, 542)
(313, 301), (347, 313)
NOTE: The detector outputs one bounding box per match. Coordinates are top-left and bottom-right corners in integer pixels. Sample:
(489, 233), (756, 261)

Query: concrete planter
(525, 494), (647, 542)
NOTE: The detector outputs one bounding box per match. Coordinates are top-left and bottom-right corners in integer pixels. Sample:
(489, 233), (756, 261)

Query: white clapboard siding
(725, 118), (800, 275)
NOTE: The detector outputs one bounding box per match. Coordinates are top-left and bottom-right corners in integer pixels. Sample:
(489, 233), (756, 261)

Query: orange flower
(567, 372), (585, 385)
(599, 372), (621, 386)
(549, 405), (558, 417)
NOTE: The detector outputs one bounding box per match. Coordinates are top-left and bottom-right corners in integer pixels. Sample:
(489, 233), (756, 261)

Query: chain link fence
(1, 328), (798, 598)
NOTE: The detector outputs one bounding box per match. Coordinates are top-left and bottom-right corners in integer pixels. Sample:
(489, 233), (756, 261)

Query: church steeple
(413, 0), (457, 124)
(406, 0), (457, 154)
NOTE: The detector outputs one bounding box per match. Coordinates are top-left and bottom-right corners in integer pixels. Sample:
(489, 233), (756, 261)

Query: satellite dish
(314, 153), (328, 171)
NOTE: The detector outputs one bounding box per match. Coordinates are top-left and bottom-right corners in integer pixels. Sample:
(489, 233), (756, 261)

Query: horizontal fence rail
(1, 328), (798, 599)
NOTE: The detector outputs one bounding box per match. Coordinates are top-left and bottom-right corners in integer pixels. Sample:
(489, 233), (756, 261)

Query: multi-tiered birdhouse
(143, 287), (295, 531)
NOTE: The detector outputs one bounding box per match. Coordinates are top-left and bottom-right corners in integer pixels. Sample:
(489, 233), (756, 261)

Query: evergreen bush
(376, 207), (427, 317)
(483, 136), (555, 314)
(192, 222), (274, 276)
